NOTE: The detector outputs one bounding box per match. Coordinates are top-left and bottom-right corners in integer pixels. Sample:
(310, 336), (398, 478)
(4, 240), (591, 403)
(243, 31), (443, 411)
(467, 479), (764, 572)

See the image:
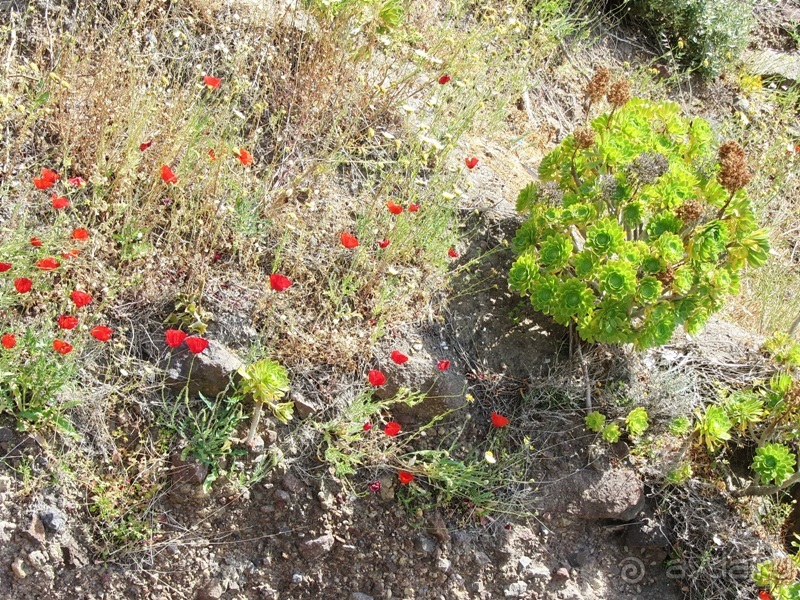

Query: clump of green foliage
(625, 0), (752, 77)
(511, 79), (768, 349)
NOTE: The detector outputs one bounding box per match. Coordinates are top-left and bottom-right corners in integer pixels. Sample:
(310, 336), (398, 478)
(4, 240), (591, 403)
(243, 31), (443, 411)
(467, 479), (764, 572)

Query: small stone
(0, 520), (17, 542)
(196, 579), (224, 600)
(11, 558), (27, 579)
(298, 534), (334, 559)
(39, 506), (67, 533)
(273, 490), (291, 508)
(291, 572), (303, 584)
(291, 392), (317, 419)
(436, 558), (451, 573)
(282, 473), (305, 494)
(26, 514), (46, 545)
(518, 556), (532, 571)
(0, 475), (12, 493)
(27, 550), (48, 570)
(504, 581), (528, 597)
(528, 565), (551, 579)
(350, 594), (374, 600)
(554, 567), (570, 581)
(415, 535), (437, 555)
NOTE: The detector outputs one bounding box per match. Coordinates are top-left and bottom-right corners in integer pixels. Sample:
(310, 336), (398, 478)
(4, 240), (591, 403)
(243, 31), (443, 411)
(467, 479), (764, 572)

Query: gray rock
(504, 581), (528, 597)
(350, 594), (374, 600)
(60, 534), (89, 568)
(282, 473), (305, 494)
(743, 49), (800, 86)
(0, 520), (17, 543)
(537, 468), (644, 521)
(39, 506), (67, 533)
(170, 453), (208, 485)
(0, 475), (12, 493)
(291, 391), (318, 419)
(298, 534), (334, 559)
(528, 565), (551, 579)
(518, 556), (532, 571)
(196, 579), (224, 600)
(374, 336), (467, 423)
(163, 340), (243, 398)
(415, 535), (437, 555)
(291, 572), (303, 584)
(436, 558), (451, 573)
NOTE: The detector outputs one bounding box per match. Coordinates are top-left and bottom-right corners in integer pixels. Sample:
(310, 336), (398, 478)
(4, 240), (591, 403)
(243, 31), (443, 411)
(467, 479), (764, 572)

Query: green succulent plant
(511, 98), (767, 349)
(238, 358), (291, 447)
(752, 443), (797, 486)
(602, 423), (621, 443)
(625, 407), (649, 438)
(695, 404), (732, 452)
(724, 391), (764, 433)
(585, 411), (606, 433)
(668, 416), (691, 437)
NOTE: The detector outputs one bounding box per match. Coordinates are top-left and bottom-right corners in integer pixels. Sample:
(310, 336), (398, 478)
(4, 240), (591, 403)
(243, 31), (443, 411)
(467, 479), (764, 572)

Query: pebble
(196, 580), (224, 600)
(504, 581), (528, 597)
(436, 558), (451, 573)
(554, 567), (570, 581)
(40, 506), (68, 533)
(28, 550), (48, 570)
(518, 556), (532, 571)
(291, 572), (303, 584)
(11, 558), (27, 579)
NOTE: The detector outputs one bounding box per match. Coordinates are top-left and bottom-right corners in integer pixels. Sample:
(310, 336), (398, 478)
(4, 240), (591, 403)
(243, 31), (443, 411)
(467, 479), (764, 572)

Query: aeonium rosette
(510, 95), (769, 349)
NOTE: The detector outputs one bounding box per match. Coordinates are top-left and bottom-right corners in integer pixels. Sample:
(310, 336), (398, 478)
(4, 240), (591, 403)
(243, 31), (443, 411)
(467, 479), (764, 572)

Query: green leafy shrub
(511, 93), (768, 349)
(626, 0), (753, 77)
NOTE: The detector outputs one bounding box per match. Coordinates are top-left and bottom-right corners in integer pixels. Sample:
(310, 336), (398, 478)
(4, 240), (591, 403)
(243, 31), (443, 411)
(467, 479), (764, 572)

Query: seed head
(574, 127), (596, 149)
(675, 200), (704, 223)
(717, 140), (752, 194)
(586, 67), (611, 104)
(538, 180), (563, 205)
(629, 152), (669, 185)
(598, 174), (619, 202)
(607, 79), (631, 109)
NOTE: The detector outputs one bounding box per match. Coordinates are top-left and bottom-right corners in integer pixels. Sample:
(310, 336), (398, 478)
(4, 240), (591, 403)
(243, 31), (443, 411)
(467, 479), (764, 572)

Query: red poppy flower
(437, 359), (450, 371)
(58, 315), (79, 330)
(70, 290), (93, 308)
(236, 148), (253, 166)
(51, 194), (70, 209)
(759, 592), (772, 600)
(61, 249), (80, 259)
(33, 168), (59, 190)
(203, 75), (221, 89)
(1, 333), (16, 349)
(14, 278), (32, 293)
(208, 148), (217, 161)
(72, 228), (89, 241)
(465, 156), (479, 169)
(378, 238), (390, 249)
(448, 247), (459, 258)
(165, 329), (187, 348)
(270, 274), (292, 291)
(387, 200), (403, 215)
(30, 237), (43, 247)
(90, 326), (113, 342)
(185, 336), (209, 354)
(363, 422), (373, 431)
(68, 176), (87, 187)
(0, 262), (11, 272)
(491, 412), (509, 428)
(368, 369), (387, 387)
(408, 203), (420, 212)
(438, 74), (451, 85)
(160, 164), (178, 184)
(398, 471), (414, 484)
(53, 339), (73, 355)
(384, 421), (401, 437)
(139, 140), (153, 151)
(341, 233), (359, 249)
(368, 481), (381, 493)
(37, 257), (60, 270)
(390, 350), (408, 365)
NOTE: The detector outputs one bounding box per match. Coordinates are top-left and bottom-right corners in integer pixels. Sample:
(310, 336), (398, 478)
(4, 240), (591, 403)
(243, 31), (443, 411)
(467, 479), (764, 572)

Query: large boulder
(537, 468), (645, 521)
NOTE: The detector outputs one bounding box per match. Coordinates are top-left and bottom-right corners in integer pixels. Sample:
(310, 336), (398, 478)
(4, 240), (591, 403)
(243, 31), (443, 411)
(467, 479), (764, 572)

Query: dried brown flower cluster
(585, 67), (611, 104)
(574, 127), (596, 149)
(656, 267), (675, 288)
(675, 200), (705, 222)
(607, 79), (631, 109)
(717, 141), (752, 194)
